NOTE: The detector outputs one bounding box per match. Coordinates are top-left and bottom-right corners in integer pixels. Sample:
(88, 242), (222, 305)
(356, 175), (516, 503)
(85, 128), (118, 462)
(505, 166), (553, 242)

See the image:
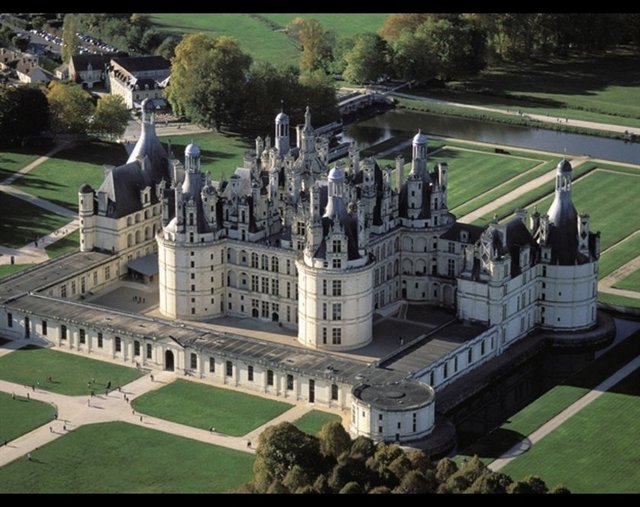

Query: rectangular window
(331, 384), (339, 401)
(332, 303), (342, 321)
(226, 360), (233, 377)
(448, 259), (455, 277)
(7, 312), (12, 328)
(286, 260), (291, 275)
(97, 332), (103, 348)
(322, 303), (327, 320)
(286, 374), (294, 390)
(322, 279), (327, 296)
(115, 336), (121, 352)
(467, 348), (472, 364)
(190, 353), (197, 369)
(481, 340), (486, 356)
(79, 328), (86, 344)
(272, 279), (279, 296)
(261, 277), (269, 294)
(146, 343), (152, 359)
(332, 258), (342, 269)
(322, 327), (327, 344)
(332, 240), (342, 253)
(287, 282), (291, 299)
(443, 362), (448, 379)
(41, 320), (47, 336)
(71, 280), (76, 295)
(248, 365), (254, 382)
(332, 328), (342, 345)
(93, 271), (98, 286)
(332, 280), (342, 296)
(60, 284), (67, 298)
(61, 324), (67, 340)
(134, 340), (140, 356)
(105, 266), (111, 280)
(209, 357), (215, 372)
(267, 369), (274, 386)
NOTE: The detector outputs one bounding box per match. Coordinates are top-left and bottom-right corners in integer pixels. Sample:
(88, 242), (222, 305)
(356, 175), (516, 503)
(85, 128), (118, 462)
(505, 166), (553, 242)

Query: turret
(275, 111), (290, 156)
(78, 184), (95, 252)
(410, 130), (428, 179)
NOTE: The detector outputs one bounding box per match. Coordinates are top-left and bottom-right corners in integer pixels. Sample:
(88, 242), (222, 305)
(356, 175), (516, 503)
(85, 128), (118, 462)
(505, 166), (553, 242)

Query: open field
(261, 13), (387, 37)
(0, 347), (143, 396)
(12, 141), (127, 212)
(613, 267), (640, 292)
(458, 329), (640, 463)
(0, 192), (70, 248)
(149, 14), (298, 63)
(293, 410), (341, 435)
(426, 49), (640, 129)
(0, 422), (254, 493)
(132, 379), (293, 436)
(0, 150), (42, 181)
(501, 368), (640, 493)
(0, 391), (56, 443)
(45, 229), (79, 259)
(160, 132), (251, 181)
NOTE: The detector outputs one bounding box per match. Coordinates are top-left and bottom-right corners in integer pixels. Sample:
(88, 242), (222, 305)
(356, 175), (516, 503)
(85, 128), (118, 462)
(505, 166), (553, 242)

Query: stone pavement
(489, 353), (640, 471)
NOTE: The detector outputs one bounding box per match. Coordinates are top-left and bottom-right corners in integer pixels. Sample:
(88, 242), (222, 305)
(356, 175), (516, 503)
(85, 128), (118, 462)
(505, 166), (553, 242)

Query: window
(286, 374), (294, 390)
(97, 332), (103, 348)
(322, 303), (327, 320)
(226, 360), (233, 377)
(79, 329), (86, 344)
(331, 384), (339, 401)
(60, 284), (67, 298)
(287, 282), (291, 299)
(332, 280), (342, 296)
(481, 340), (486, 356)
(251, 275), (259, 292)
(115, 336), (121, 352)
(209, 357), (215, 372)
(332, 303), (342, 321)
(267, 369), (274, 386)
(448, 259), (455, 277)
(93, 271), (98, 286)
(467, 348), (472, 364)
(272, 279), (279, 296)
(332, 240), (342, 253)
(448, 242), (455, 253)
(248, 365), (254, 381)
(190, 353), (197, 369)
(332, 328), (342, 345)
(454, 356), (458, 372)
(105, 266), (111, 280)
(41, 320), (47, 336)
(286, 260), (291, 275)
(322, 327), (327, 344)
(542, 265), (547, 277)
(261, 255), (268, 270)
(134, 340), (140, 356)
(443, 363), (448, 379)
(146, 343), (152, 359)
(413, 413), (417, 432)
(332, 258), (342, 269)
(61, 324), (67, 340)
(261, 277), (269, 294)
(322, 279), (327, 296)
(7, 313), (12, 328)
(271, 257), (278, 273)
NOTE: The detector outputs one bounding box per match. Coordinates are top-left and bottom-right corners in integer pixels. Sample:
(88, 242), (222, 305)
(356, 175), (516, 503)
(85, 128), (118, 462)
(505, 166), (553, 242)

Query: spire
(304, 106), (312, 131)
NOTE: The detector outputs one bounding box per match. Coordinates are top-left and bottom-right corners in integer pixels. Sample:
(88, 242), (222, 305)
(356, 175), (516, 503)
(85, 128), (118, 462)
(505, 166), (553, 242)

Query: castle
(0, 99), (602, 446)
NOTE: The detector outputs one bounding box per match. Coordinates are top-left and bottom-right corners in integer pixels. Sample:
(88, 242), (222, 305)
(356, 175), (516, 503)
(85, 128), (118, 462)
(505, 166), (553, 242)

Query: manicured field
(132, 379), (293, 436)
(0, 192), (70, 248)
(0, 150), (41, 180)
(149, 13), (298, 63)
(159, 132), (251, 181)
(13, 141), (127, 212)
(613, 267), (640, 292)
(599, 233), (640, 278)
(45, 229), (79, 259)
(598, 291), (640, 308)
(0, 263), (35, 279)
(0, 347), (143, 396)
(0, 422), (254, 493)
(0, 391), (56, 443)
(262, 13), (387, 38)
(293, 410), (341, 435)
(501, 368), (640, 493)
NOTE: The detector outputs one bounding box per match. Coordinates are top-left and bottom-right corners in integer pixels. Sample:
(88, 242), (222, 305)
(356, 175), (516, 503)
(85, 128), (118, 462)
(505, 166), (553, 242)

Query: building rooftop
(353, 380), (434, 411)
(111, 56), (170, 74)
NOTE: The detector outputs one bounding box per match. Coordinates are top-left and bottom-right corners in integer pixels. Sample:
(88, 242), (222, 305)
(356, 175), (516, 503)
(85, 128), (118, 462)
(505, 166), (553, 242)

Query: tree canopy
(46, 81), (94, 135)
(0, 85), (49, 147)
(92, 95), (130, 140)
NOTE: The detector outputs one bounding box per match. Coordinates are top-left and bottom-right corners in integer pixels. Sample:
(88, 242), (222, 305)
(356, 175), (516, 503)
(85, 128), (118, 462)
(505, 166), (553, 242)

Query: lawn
(149, 13), (298, 63)
(160, 132), (251, 182)
(613, 267), (640, 293)
(0, 391), (56, 443)
(0, 149), (42, 181)
(0, 422), (254, 493)
(293, 410), (341, 435)
(132, 379), (293, 436)
(598, 291), (640, 309)
(438, 49), (640, 128)
(45, 229), (79, 259)
(0, 347), (143, 396)
(262, 13), (387, 37)
(0, 263), (35, 280)
(501, 368), (640, 493)
(13, 141), (127, 212)
(599, 233), (640, 278)
(0, 192), (70, 249)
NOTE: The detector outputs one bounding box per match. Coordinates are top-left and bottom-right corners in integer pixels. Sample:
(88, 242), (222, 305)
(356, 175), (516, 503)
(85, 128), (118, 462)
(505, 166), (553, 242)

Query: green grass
(160, 132), (251, 181)
(0, 422), (254, 493)
(45, 229), (79, 259)
(13, 141), (127, 212)
(0, 149), (42, 180)
(599, 233), (640, 278)
(0, 192), (70, 248)
(262, 13), (387, 37)
(0, 263), (35, 279)
(614, 266), (640, 292)
(501, 369), (640, 493)
(132, 379), (293, 436)
(0, 391), (56, 443)
(0, 347), (143, 396)
(597, 291), (640, 309)
(293, 410), (341, 435)
(149, 13), (298, 63)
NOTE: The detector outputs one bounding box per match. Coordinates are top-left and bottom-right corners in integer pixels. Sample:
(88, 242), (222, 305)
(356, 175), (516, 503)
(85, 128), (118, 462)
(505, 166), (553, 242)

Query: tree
(349, 435), (376, 459)
(444, 455), (489, 493)
(435, 457), (458, 483)
(343, 33), (390, 84)
(394, 470), (437, 494)
(0, 85), (49, 147)
(46, 81), (94, 135)
(166, 33), (252, 131)
(155, 34), (182, 60)
(282, 465), (311, 493)
(365, 443), (405, 489)
(548, 484), (571, 494)
(92, 95), (130, 140)
(379, 14), (430, 43)
(251, 422), (323, 492)
(508, 475), (549, 494)
(368, 485), (392, 494)
(339, 481), (364, 494)
(318, 421), (351, 459)
(405, 449), (433, 474)
(266, 480), (289, 494)
(297, 19), (334, 73)
(467, 471), (513, 494)
(61, 14), (80, 64)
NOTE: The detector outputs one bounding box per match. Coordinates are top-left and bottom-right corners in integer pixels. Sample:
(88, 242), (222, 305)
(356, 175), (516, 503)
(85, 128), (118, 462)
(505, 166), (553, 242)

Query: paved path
(0, 218), (80, 265)
(390, 91), (640, 137)
(458, 157), (589, 224)
(489, 353), (640, 471)
(0, 141), (73, 187)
